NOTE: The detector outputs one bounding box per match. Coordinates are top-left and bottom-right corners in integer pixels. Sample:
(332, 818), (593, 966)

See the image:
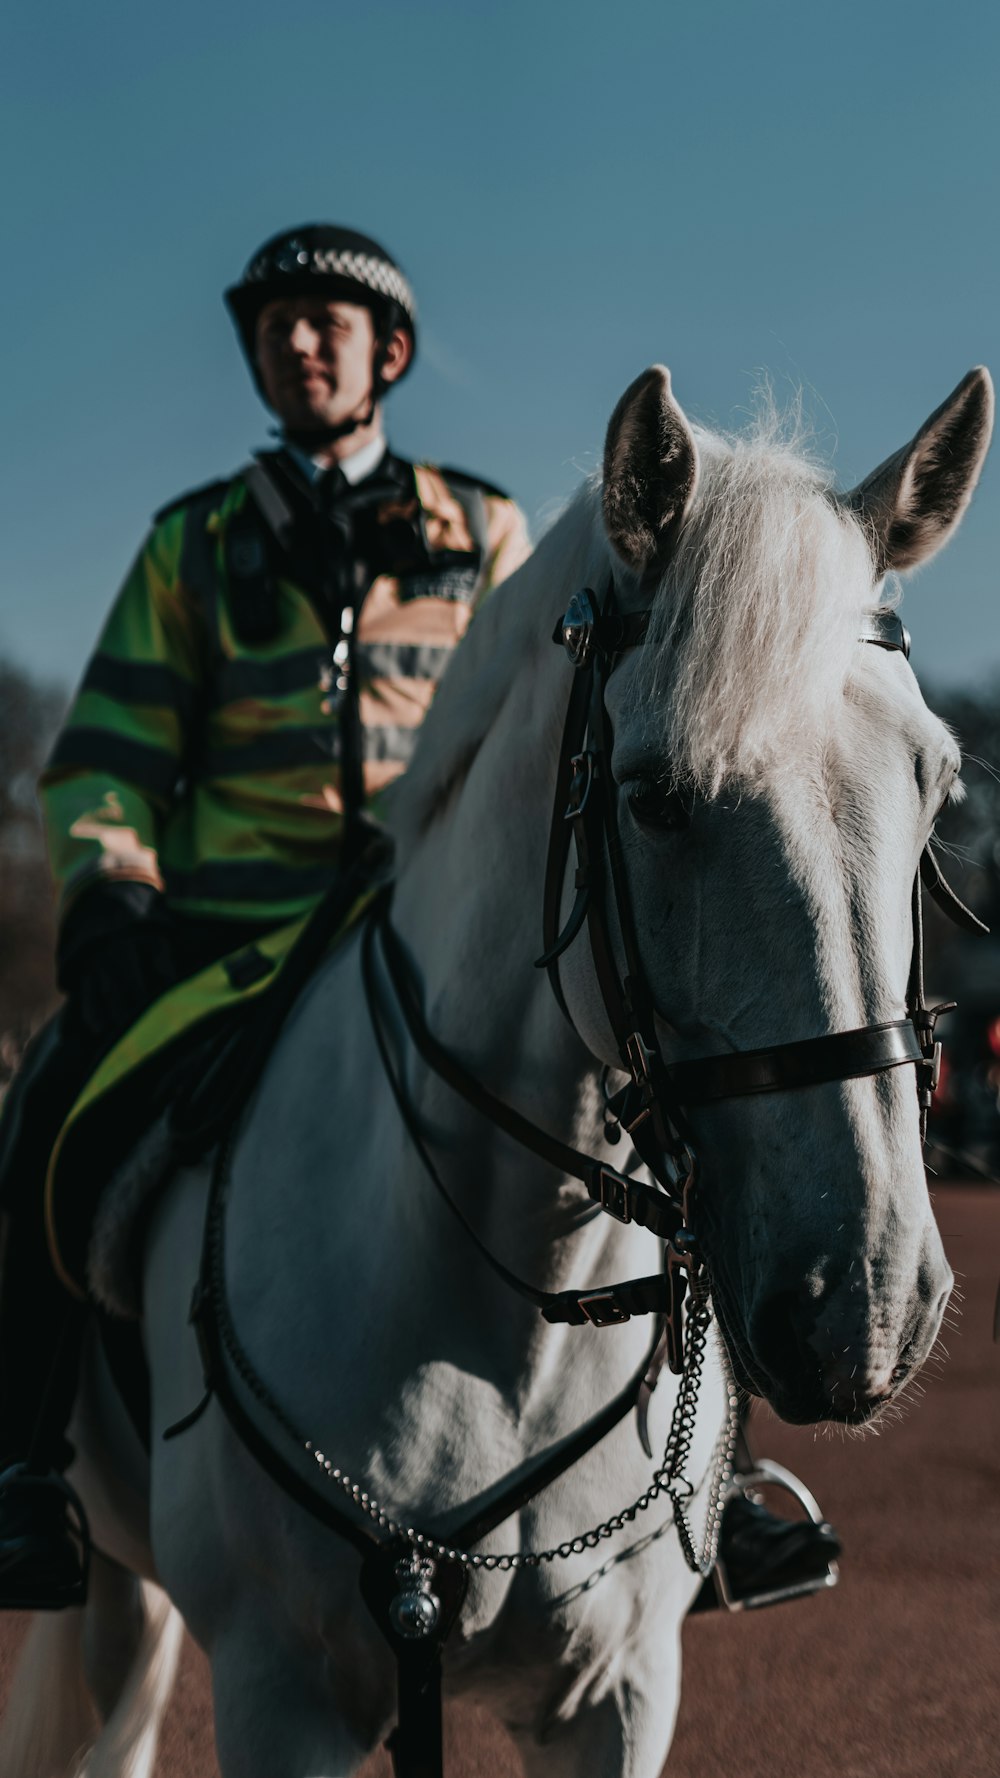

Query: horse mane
(634, 406), (880, 792)
(393, 398), (882, 847)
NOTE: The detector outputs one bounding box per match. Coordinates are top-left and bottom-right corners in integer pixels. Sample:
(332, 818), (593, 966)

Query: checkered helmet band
(243, 239), (417, 325)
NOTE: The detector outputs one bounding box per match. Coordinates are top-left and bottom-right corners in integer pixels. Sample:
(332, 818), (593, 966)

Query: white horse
(1, 361), (992, 1778)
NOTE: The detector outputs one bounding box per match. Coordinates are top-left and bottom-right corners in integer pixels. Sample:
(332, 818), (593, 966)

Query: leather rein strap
(179, 1115), (665, 1778)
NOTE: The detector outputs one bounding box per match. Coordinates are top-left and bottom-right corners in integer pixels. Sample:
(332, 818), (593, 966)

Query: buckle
(556, 589), (598, 667)
(625, 1030), (658, 1096)
(578, 1290), (631, 1326)
(597, 1168), (631, 1223)
(564, 751), (596, 819)
(916, 1040), (943, 1107)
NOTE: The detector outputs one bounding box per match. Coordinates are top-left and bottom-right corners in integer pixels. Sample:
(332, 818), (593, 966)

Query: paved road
(2, 1187), (997, 1776)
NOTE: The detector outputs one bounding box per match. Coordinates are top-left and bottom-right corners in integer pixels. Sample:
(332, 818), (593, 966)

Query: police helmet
(225, 224), (417, 396)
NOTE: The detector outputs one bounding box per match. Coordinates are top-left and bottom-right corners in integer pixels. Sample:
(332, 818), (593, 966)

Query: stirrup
(694, 1458), (840, 1614)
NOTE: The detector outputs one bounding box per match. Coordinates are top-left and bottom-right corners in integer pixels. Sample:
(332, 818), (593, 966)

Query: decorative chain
(209, 1146), (738, 1579)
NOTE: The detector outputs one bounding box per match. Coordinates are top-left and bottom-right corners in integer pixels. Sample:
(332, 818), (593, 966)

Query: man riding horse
(0, 223), (836, 1614)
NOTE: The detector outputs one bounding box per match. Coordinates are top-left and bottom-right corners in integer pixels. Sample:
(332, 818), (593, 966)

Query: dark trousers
(0, 912), (280, 1470)
(0, 1015), (99, 1467)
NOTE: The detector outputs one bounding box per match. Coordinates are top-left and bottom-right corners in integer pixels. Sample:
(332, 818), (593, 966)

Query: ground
(1, 1186), (997, 1777)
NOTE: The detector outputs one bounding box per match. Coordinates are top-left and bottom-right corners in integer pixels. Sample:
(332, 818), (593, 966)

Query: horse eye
(625, 779), (691, 832)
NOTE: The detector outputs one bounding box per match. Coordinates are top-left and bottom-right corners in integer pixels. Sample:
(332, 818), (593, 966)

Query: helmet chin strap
(277, 391), (380, 453)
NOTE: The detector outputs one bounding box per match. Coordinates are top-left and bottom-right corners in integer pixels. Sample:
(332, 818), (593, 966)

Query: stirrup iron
(697, 1458), (840, 1614)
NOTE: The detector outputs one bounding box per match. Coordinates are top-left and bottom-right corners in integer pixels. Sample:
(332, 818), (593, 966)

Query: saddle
(47, 853), (388, 1321)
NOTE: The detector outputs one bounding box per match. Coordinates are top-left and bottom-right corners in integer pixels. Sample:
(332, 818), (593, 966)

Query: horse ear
(603, 366), (699, 579)
(844, 367), (994, 574)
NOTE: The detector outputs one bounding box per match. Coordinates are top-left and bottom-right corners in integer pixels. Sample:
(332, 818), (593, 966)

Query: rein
(168, 579), (984, 1778)
(363, 905), (683, 1330)
(179, 1116), (719, 1778)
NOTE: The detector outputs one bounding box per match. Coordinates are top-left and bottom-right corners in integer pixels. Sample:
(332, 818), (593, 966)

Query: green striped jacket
(40, 453), (530, 924)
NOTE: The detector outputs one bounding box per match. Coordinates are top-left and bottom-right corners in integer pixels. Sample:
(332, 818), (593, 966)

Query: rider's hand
(57, 882), (179, 1046)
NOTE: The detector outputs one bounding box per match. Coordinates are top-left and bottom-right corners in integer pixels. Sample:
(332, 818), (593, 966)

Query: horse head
(564, 363), (994, 1425)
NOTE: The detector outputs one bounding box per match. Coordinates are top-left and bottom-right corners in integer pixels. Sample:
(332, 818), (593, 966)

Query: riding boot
(0, 1012), (97, 1609)
(711, 1490), (842, 1605)
(691, 1426), (841, 1613)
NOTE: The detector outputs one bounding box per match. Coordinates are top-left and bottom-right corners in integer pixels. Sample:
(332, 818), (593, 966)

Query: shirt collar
(283, 433), (387, 488)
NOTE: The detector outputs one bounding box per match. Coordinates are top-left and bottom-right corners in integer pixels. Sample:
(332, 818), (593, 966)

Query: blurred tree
(0, 658), (65, 1078)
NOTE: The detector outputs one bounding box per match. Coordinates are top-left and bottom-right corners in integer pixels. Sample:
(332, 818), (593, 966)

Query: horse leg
(81, 1552), (147, 1720)
(507, 1650), (681, 1778)
(75, 1554), (184, 1778)
(209, 1604), (388, 1778)
(0, 1606), (97, 1778)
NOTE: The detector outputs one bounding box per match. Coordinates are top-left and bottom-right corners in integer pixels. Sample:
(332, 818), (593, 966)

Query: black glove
(57, 882), (179, 1047)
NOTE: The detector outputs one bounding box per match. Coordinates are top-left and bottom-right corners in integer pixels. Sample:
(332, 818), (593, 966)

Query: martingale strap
(182, 1120), (668, 1778)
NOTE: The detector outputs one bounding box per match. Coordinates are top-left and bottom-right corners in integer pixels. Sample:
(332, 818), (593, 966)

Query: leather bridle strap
(538, 616), (689, 1175)
(537, 667), (592, 1021)
(363, 905), (681, 1329)
(663, 1018), (923, 1106)
(373, 905), (680, 1239)
(184, 1123), (669, 1778)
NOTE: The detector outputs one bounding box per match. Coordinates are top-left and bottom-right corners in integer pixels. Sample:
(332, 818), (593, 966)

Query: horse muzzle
(718, 1248), (954, 1426)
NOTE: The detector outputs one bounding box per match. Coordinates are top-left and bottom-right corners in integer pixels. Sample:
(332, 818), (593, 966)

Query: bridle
(370, 578), (984, 1373)
(172, 574), (986, 1778)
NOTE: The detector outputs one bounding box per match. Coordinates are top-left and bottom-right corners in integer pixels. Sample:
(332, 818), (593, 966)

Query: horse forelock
(631, 419), (882, 793)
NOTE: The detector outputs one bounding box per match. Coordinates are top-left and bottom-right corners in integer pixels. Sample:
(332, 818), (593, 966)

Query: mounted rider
(0, 224), (840, 1620)
(0, 223), (530, 1607)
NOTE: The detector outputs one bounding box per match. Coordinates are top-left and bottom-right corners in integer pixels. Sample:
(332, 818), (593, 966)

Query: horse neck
(387, 556), (652, 1308)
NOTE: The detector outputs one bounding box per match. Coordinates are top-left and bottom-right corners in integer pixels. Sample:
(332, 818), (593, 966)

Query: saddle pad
(46, 890), (375, 1299)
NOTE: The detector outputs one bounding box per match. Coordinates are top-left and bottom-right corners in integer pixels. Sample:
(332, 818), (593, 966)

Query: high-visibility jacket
(40, 451), (530, 926)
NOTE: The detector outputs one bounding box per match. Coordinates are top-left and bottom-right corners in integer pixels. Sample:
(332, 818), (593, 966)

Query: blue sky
(2, 0), (997, 692)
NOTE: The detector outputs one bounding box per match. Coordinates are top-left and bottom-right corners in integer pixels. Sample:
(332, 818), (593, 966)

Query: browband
(555, 591), (910, 673)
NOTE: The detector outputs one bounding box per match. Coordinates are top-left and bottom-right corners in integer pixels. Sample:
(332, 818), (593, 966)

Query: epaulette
(438, 465), (513, 503)
(153, 476), (235, 527)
